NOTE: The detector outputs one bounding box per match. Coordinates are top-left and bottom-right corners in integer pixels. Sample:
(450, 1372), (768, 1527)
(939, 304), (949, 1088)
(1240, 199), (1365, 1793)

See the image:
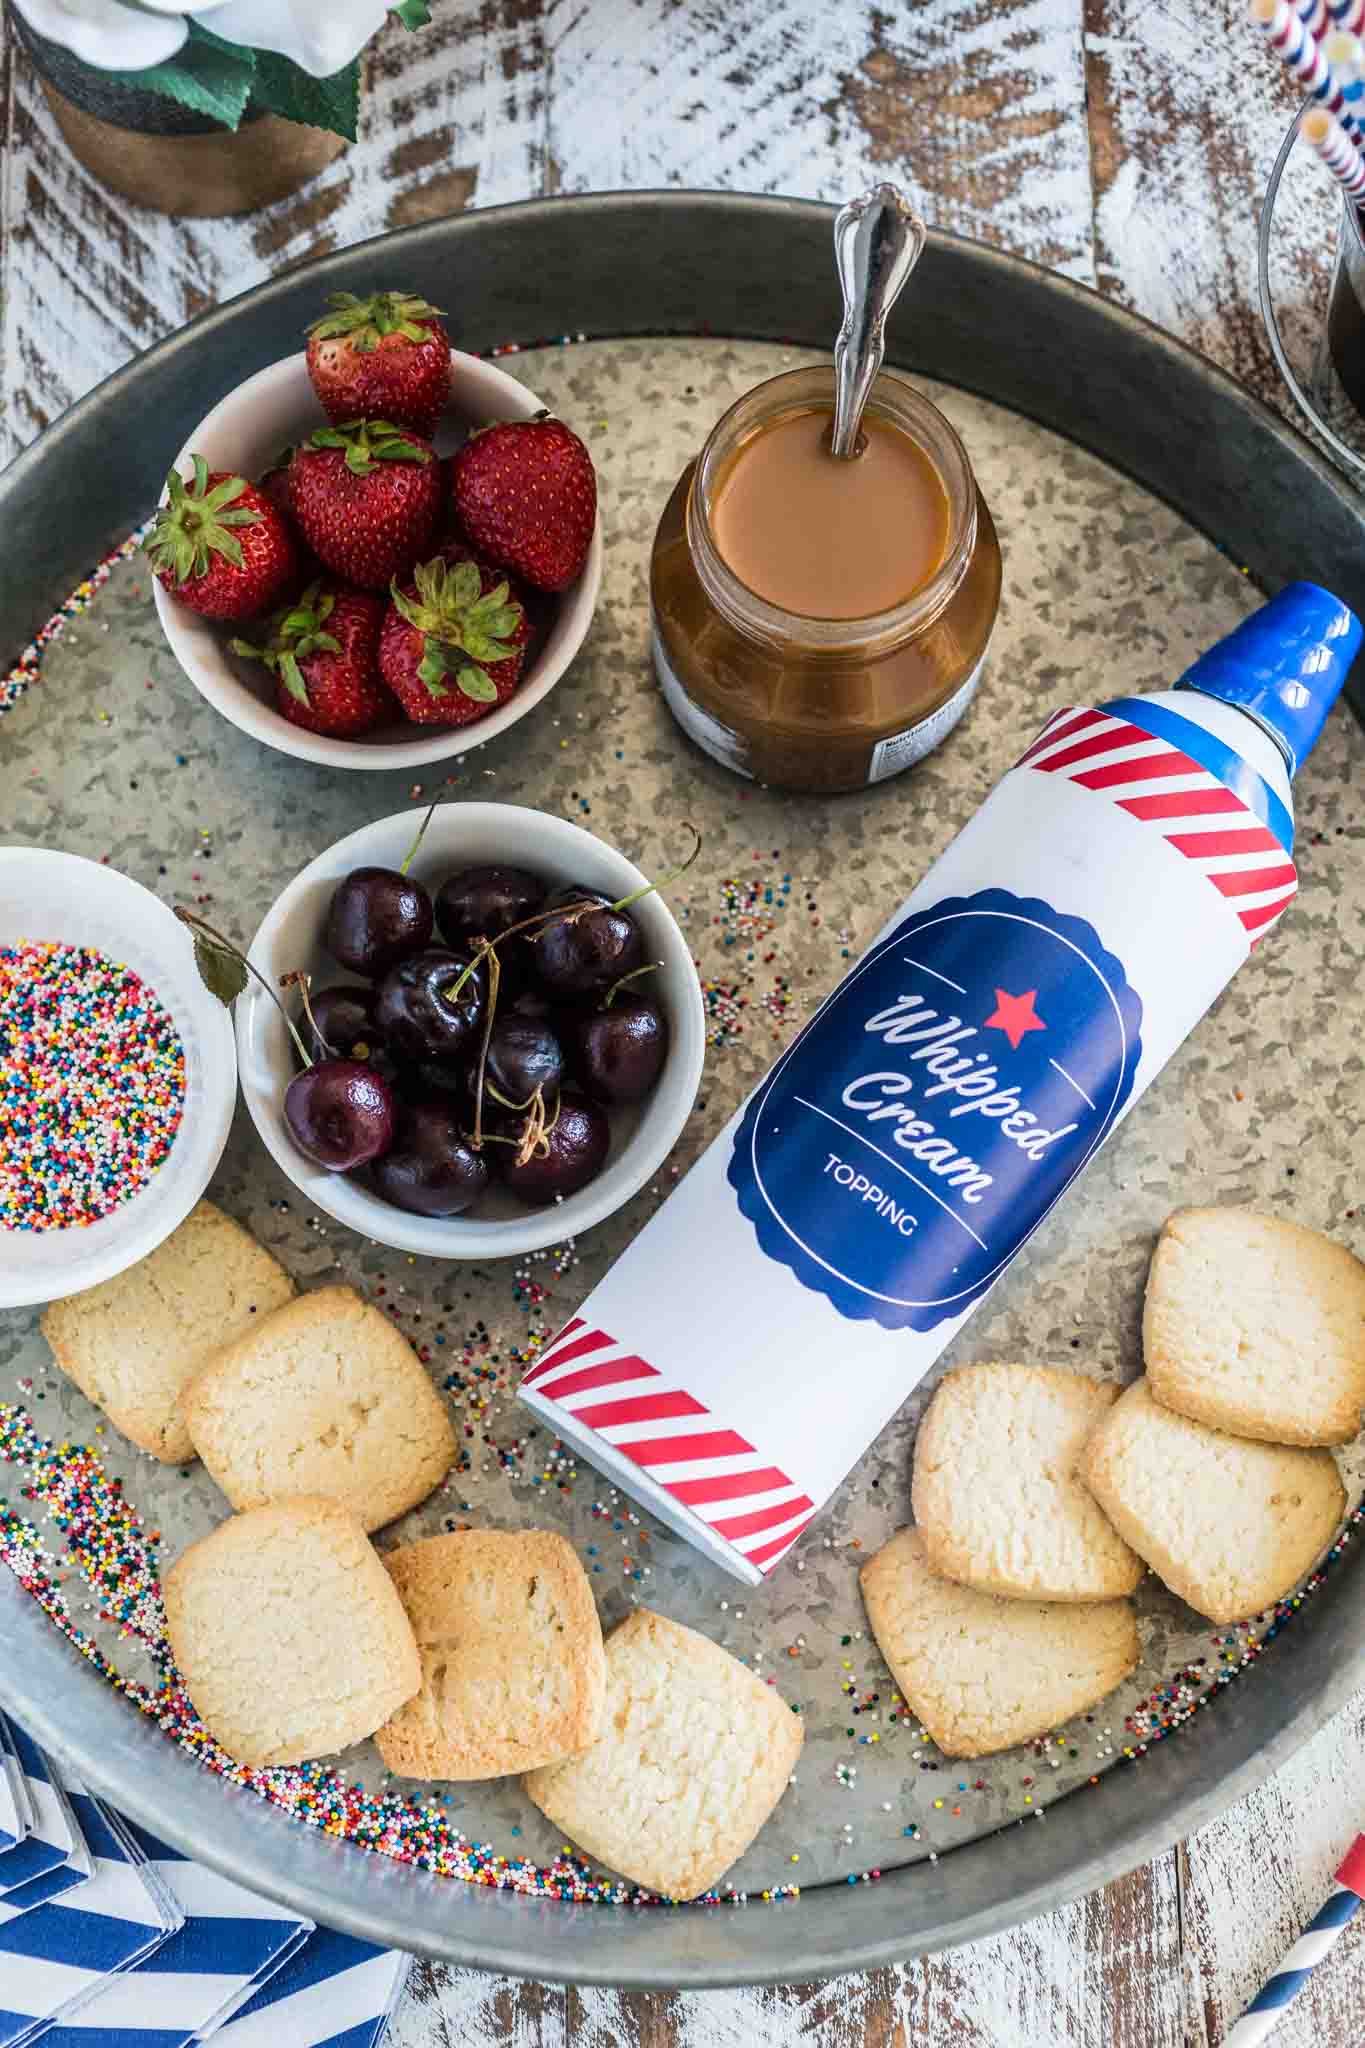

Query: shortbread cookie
(523, 1609), (803, 1899)
(182, 1285), (455, 1531)
(41, 1201), (295, 1463)
(1145, 1207), (1365, 1447)
(164, 1497), (420, 1766)
(1083, 1377), (1345, 1623)
(912, 1364), (1143, 1601)
(860, 1527), (1139, 1759)
(375, 1529), (606, 1780)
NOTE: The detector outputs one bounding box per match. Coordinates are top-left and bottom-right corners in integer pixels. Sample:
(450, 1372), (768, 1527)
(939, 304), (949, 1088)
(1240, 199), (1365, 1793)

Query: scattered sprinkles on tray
(0, 941), (185, 1232)
(0, 519), (152, 719)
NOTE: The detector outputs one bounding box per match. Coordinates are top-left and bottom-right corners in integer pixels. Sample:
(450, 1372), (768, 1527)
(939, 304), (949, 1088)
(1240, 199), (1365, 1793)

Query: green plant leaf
(250, 51), (362, 143)
(392, 0), (432, 26)
(106, 38), (256, 131)
(190, 931), (249, 1006)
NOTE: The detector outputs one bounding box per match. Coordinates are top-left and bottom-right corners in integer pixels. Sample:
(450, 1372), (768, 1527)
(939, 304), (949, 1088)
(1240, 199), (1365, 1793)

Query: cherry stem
(283, 970), (332, 1059)
(445, 826), (701, 1014)
(603, 960), (662, 1009)
(400, 798), (439, 876)
(174, 907), (314, 1069)
(469, 946), (501, 1150)
(608, 823), (701, 916)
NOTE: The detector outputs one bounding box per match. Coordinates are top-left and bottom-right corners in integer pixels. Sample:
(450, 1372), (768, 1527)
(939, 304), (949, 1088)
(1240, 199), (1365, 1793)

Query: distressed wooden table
(2, 1), (1362, 2040)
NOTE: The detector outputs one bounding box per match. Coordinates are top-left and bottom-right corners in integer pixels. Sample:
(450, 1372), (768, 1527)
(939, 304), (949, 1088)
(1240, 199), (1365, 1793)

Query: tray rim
(2, 189), (1363, 1987)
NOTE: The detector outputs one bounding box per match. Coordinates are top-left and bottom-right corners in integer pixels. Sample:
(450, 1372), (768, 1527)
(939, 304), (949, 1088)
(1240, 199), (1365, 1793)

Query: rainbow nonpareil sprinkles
(0, 1404), (800, 1907)
(0, 520), (152, 719)
(0, 941), (185, 1231)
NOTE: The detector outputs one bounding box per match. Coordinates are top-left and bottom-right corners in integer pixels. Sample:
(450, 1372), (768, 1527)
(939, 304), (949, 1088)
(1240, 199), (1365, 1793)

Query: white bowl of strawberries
(148, 289), (602, 770)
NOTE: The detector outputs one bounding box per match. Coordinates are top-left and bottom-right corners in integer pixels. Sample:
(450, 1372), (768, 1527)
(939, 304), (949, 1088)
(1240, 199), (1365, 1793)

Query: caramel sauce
(711, 405), (951, 619)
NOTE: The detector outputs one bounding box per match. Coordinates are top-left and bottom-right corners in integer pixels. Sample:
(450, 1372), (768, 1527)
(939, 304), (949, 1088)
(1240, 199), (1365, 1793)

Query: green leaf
(250, 51), (362, 143)
(280, 651), (311, 706)
(457, 666), (499, 703)
(190, 931), (249, 1006)
(418, 646), (450, 689)
(451, 560), (483, 608)
(391, 0), (432, 26)
(105, 38), (256, 131)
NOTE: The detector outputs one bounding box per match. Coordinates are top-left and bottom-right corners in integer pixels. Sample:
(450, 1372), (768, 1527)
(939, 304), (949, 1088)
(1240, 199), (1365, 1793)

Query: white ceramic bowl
(152, 352), (603, 771)
(235, 804), (706, 1258)
(0, 848), (238, 1310)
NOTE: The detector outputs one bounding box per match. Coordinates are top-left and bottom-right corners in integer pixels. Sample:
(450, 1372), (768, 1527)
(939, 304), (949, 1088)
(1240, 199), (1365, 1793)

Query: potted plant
(5, 0), (431, 216)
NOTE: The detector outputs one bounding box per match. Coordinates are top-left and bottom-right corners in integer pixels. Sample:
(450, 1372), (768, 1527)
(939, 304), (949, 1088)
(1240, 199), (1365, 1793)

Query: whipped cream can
(520, 585), (1361, 1586)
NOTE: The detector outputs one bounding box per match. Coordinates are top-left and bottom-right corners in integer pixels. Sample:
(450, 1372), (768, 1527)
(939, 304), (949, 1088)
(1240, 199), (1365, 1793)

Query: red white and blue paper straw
(1301, 104), (1365, 196)
(1250, 0), (1364, 135)
(1224, 1834), (1365, 2046)
(1328, 0), (1365, 37)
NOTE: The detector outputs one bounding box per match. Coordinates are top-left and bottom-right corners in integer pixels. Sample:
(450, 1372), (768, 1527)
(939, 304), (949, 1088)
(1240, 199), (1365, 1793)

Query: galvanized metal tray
(1, 196), (1363, 1989)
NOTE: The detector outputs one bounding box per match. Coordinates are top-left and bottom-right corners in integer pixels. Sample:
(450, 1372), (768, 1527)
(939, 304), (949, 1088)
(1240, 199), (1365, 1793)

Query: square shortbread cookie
(41, 1201), (295, 1463)
(182, 1284), (455, 1531)
(860, 1527), (1140, 1760)
(911, 1363), (1143, 1601)
(1144, 1207), (1365, 1446)
(523, 1608), (803, 1899)
(163, 1497), (420, 1766)
(1083, 1376), (1345, 1623)
(374, 1529), (606, 1780)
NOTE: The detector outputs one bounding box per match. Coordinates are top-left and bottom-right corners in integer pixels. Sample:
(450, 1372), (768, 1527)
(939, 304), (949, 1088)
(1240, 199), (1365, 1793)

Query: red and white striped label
(1017, 705), (1297, 943)
(521, 1317), (815, 1575)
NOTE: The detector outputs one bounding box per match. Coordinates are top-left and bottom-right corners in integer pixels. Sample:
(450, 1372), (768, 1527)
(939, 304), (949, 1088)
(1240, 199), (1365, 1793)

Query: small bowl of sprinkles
(0, 848), (237, 1311)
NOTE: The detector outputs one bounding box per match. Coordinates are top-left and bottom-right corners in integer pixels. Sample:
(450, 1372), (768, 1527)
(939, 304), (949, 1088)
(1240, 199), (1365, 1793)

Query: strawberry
(286, 420), (442, 591)
(379, 548), (531, 727)
(449, 415), (597, 593)
(230, 580), (394, 737)
(146, 456), (297, 620)
(306, 290), (452, 438)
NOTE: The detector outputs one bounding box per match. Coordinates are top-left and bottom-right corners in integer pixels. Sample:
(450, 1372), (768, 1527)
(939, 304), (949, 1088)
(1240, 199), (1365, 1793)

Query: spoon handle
(829, 185), (928, 460)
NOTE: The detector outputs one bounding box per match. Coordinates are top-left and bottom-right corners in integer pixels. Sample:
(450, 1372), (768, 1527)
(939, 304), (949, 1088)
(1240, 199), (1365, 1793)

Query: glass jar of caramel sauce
(650, 365), (1001, 792)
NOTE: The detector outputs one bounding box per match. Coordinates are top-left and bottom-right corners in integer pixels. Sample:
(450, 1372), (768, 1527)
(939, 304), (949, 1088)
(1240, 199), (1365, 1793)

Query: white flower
(12, 0), (392, 76)
(199, 0), (392, 76)
(11, 0), (200, 70)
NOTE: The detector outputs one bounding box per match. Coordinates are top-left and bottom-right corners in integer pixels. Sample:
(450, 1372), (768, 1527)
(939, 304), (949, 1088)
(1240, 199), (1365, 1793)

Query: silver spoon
(829, 184), (928, 460)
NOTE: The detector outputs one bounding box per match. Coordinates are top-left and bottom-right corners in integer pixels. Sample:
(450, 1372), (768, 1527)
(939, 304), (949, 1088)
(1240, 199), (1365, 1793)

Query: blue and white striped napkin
(0, 1718), (34, 1852)
(0, 1729), (88, 1902)
(0, 1786), (181, 2048)
(211, 1928), (411, 2048)
(30, 1819), (315, 2048)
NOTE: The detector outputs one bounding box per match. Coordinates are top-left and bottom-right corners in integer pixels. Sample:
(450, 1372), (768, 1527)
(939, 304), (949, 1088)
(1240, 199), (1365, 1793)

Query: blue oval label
(727, 887), (1144, 1331)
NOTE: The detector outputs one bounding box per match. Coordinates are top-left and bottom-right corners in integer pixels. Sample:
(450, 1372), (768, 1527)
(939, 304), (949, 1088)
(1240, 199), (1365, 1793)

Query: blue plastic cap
(1176, 581), (1361, 777)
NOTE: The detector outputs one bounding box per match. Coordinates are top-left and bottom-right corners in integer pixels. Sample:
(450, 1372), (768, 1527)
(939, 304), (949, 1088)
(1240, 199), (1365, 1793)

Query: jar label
(727, 886), (1144, 1331)
(866, 647), (988, 783)
(650, 622), (753, 778)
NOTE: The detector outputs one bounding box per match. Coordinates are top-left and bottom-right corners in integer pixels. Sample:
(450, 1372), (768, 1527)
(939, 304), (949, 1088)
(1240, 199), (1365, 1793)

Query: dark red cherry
(284, 1059), (395, 1170)
(571, 992), (668, 1104)
(530, 887), (643, 998)
(497, 1090), (610, 1206)
(371, 1101), (490, 1217)
(471, 1013), (564, 1108)
(374, 947), (485, 1062)
(326, 866), (434, 978)
(434, 865), (544, 950)
(300, 983), (384, 1065)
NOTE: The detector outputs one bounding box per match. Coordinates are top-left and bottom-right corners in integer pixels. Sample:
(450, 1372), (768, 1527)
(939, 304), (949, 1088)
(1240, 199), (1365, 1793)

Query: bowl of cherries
(148, 287), (601, 772)
(222, 803), (706, 1258)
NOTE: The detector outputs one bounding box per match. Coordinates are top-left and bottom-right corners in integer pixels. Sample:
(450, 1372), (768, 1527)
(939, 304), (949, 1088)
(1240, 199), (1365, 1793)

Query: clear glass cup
(1259, 98), (1365, 483)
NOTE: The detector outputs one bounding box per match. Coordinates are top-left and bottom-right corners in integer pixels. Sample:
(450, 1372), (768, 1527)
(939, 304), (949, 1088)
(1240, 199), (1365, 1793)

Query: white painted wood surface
(2, 1), (1362, 2038)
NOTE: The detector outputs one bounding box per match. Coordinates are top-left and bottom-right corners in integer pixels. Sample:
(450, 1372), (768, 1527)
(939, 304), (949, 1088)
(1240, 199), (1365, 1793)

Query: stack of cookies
(861, 1206), (1364, 1760)
(39, 1202), (805, 1900)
